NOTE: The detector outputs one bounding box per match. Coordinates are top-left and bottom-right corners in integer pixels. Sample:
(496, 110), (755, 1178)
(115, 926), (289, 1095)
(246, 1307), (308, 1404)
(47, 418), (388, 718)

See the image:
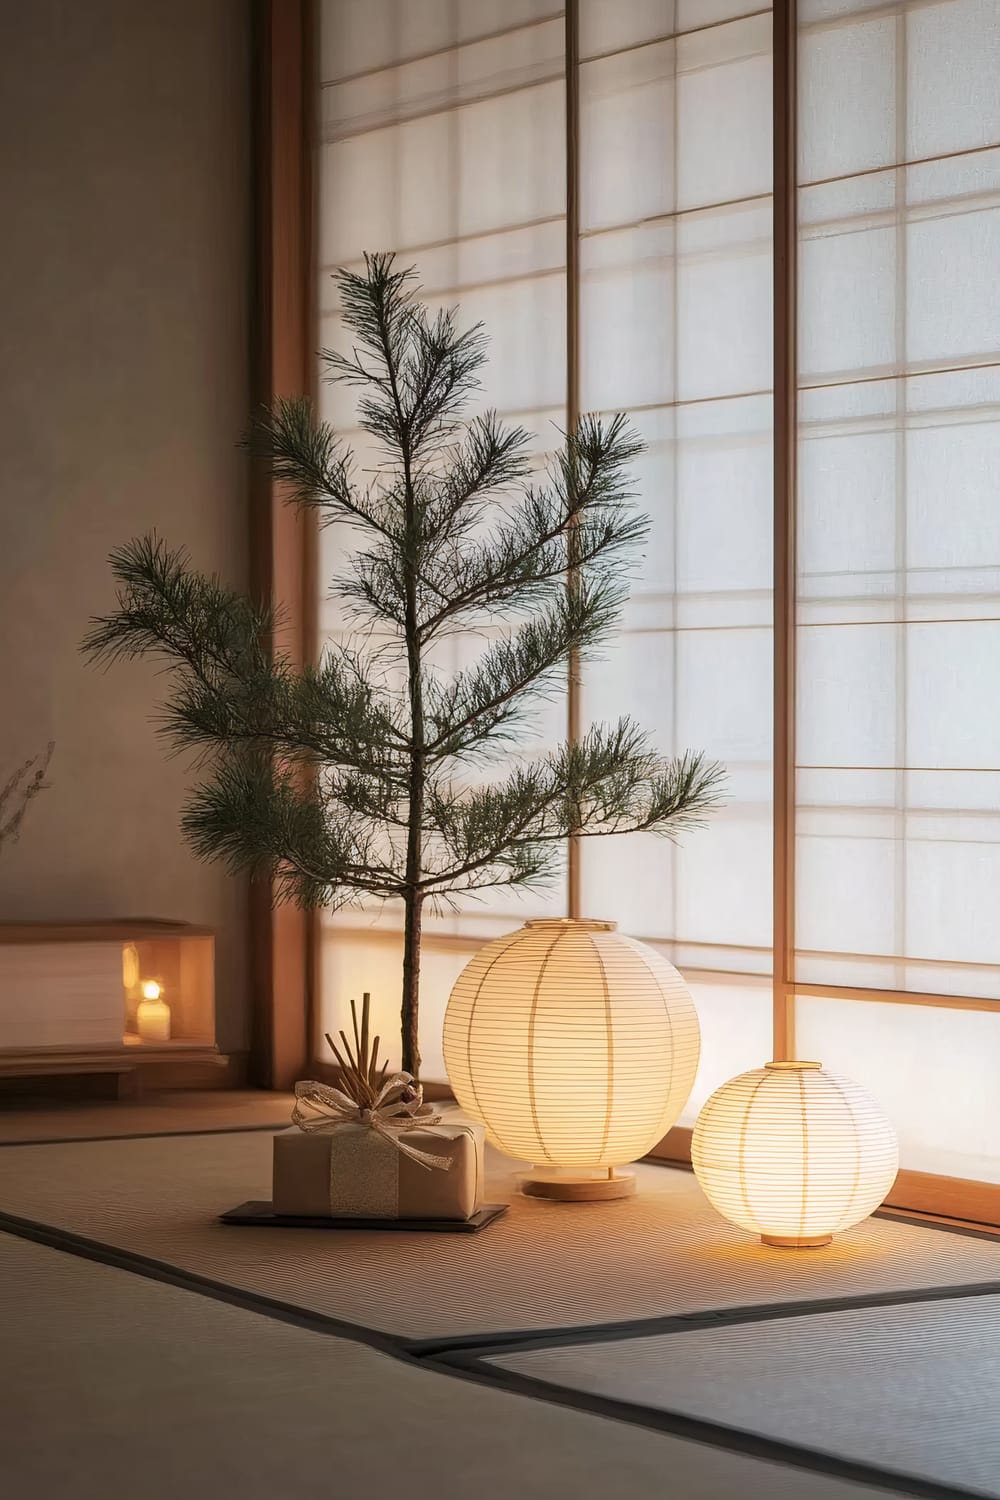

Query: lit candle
(136, 981), (171, 1042)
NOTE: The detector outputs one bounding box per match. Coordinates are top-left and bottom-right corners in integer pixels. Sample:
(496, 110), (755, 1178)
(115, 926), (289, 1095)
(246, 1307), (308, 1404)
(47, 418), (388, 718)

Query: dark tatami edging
(1, 1193), (998, 1500)
(431, 1346), (989, 1500)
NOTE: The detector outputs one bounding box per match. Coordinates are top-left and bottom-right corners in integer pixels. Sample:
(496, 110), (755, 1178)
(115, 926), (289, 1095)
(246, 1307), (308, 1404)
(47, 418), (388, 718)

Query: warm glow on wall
(691, 1061), (898, 1247)
(443, 918), (700, 1200)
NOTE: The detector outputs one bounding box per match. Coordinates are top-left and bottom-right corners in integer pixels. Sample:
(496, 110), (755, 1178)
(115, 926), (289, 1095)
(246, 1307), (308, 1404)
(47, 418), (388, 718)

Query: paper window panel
(578, 3), (769, 62)
(794, 0), (1000, 1015)
(578, 6), (773, 997)
(905, 0), (1000, 162)
(800, 0), (1000, 179)
(907, 623), (1000, 768)
(672, 789), (772, 951)
(576, 404), (773, 954)
(322, 25), (564, 143)
(579, 224), (676, 412)
(907, 203), (1000, 369)
(579, 43), (676, 233)
(677, 977), (774, 1126)
(674, 13), (772, 212)
(795, 622), (1000, 996)
(796, 996), (1000, 1180)
(676, 201), (773, 402)
(797, 624), (898, 767)
(798, 213), (897, 385)
(798, 11), (896, 184)
(676, 396), (773, 597)
(579, 627), (772, 952)
(579, 0), (676, 61)
(799, 0), (899, 20)
(320, 81), (566, 266)
(799, 152), (1000, 386)
(320, 1), (563, 85)
(799, 368), (1000, 598)
(798, 428), (898, 585)
(676, 1), (772, 30)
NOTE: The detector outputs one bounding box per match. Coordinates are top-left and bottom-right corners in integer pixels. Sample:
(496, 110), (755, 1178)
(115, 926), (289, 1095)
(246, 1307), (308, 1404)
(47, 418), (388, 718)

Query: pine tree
(84, 254), (723, 1077)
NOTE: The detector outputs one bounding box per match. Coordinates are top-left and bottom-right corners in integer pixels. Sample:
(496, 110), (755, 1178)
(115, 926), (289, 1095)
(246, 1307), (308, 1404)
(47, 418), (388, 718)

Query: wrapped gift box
(272, 1120), (484, 1221)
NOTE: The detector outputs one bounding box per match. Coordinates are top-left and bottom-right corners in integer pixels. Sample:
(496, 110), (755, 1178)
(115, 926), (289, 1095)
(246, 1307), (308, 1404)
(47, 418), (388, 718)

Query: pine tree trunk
(400, 406), (423, 1080)
(401, 692), (425, 1076)
(401, 884), (422, 1077)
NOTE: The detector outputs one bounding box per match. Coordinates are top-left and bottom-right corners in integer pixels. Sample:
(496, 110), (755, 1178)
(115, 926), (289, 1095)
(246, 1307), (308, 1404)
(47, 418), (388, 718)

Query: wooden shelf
(0, 920), (219, 1086)
(0, 1044), (224, 1077)
(0, 919), (214, 944)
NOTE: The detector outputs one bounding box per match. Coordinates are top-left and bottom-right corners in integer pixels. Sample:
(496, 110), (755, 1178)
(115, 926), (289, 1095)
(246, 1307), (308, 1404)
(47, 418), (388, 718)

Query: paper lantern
(692, 1061), (898, 1247)
(443, 918), (700, 1200)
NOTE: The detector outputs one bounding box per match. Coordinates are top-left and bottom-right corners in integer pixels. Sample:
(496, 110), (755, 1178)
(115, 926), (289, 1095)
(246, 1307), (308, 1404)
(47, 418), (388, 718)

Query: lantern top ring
(524, 917), (617, 932)
(765, 1059), (822, 1071)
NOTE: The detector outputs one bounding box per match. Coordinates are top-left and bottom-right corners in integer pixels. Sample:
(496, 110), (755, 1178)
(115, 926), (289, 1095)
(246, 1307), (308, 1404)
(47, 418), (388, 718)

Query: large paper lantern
(443, 918), (700, 1200)
(692, 1061), (898, 1246)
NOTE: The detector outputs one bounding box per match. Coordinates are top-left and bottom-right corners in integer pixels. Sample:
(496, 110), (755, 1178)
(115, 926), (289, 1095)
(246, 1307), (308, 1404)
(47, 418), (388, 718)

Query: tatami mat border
(0, 1195), (996, 1500)
(437, 1347), (985, 1500)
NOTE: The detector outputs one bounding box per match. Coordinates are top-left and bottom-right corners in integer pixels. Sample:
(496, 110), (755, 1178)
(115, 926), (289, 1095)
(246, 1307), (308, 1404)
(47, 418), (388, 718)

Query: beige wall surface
(0, 0), (252, 1052)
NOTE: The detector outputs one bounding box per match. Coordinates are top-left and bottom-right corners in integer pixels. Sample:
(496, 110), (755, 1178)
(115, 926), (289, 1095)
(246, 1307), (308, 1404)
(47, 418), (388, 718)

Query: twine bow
(293, 991), (454, 1175)
(291, 1075), (453, 1170)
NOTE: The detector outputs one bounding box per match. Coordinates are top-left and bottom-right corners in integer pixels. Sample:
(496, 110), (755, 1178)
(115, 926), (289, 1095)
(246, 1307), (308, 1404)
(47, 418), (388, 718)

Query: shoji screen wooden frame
(659, 0), (1000, 1229)
(249, 0), (316, 1088)
(773, 0), (1000, 1226)
(278, 2), (1000, 1224)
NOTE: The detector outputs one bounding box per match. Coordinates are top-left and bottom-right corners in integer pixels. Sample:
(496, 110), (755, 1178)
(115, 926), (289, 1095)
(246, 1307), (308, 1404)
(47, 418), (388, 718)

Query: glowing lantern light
(443, 918), (700, 1200)
(692, 1060), (898, 1246)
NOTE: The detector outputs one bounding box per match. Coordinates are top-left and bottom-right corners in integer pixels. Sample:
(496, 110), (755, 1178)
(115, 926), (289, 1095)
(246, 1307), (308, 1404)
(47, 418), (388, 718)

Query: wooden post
(772, 0), (798, 1062)
(249, 0), (315, 1088)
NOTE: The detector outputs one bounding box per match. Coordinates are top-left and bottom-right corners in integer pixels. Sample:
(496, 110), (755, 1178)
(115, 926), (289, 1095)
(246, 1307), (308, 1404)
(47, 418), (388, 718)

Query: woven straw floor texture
(490, 1294), (1000, 1498)
(0, 1089), (293, 1144)
(2, 1227), (920, 1500)
(1, 1127), (999, 1341)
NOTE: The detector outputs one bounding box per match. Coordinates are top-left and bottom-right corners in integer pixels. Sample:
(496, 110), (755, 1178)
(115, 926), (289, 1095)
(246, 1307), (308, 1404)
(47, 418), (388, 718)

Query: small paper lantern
(443, 918), (700, 1200)
(692, 1061), (898, 1247)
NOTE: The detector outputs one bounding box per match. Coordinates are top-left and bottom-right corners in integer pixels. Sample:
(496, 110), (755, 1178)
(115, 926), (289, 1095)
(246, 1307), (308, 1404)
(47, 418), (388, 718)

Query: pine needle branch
(0, 742), (54, 854)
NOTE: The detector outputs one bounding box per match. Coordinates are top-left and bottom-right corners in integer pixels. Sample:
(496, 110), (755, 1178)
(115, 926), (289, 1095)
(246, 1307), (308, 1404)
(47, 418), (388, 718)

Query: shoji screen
(315, 2), (567, 1075)
(575, 3), (775, 1122)
(313, 0), (1000, 1194)
(794, 0), (1000, 1176)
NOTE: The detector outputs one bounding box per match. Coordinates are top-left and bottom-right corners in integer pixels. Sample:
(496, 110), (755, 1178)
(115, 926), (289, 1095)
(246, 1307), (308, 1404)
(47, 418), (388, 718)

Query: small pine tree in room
(84, 254), (724, 1077)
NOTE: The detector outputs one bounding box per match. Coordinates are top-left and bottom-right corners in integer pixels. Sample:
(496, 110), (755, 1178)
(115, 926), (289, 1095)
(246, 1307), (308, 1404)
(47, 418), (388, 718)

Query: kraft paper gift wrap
(272, 1121), (485, 1220)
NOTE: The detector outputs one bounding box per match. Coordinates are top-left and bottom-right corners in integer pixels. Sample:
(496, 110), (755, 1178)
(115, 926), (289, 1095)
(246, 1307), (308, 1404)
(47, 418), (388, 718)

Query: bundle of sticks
(324, 992), (420, 1110)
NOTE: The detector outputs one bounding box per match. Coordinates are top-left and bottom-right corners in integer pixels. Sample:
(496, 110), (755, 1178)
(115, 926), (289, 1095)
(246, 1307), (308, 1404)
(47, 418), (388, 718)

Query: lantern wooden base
(761, 1233), (833, 1248)
(518, 1169), (636, 1202)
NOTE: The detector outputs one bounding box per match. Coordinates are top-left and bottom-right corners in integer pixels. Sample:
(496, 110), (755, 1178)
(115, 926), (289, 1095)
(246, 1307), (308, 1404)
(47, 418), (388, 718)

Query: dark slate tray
(219, 1200), (508, 1233)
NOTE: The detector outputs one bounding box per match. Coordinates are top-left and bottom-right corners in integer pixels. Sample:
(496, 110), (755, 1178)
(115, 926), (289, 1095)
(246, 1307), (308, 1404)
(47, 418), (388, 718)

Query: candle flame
(141, 980), (162, 1001)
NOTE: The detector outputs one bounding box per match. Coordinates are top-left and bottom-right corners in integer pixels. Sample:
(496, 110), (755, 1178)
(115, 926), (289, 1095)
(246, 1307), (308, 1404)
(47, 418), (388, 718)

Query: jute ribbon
(291, 1074), (454, 1172)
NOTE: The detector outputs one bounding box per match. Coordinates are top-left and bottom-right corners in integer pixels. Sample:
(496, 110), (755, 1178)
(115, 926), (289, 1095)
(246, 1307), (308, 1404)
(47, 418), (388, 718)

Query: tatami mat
(1, 1230), (918, 1500)
(488, 1294), (1000, 1498)
(1, 1129), (998, 1341)
(0, 1089), (293, 1144)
